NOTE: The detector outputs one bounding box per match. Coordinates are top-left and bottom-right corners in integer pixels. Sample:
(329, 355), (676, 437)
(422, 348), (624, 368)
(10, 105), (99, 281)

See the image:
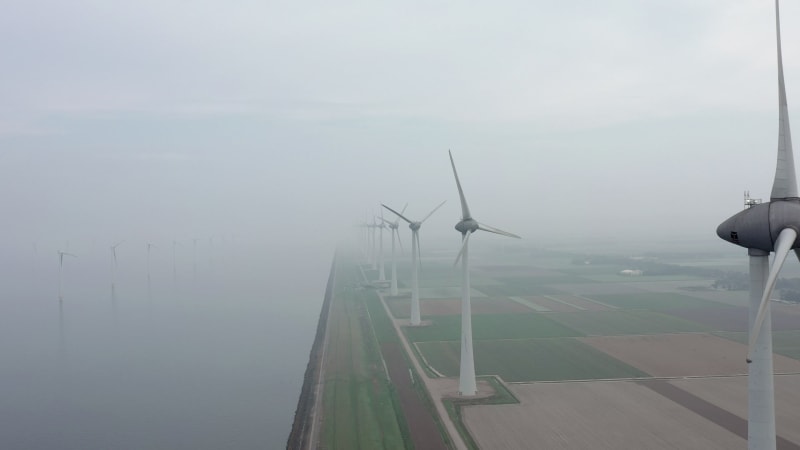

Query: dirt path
(374, 291), (468, 449)
(380, 342), (449, 450)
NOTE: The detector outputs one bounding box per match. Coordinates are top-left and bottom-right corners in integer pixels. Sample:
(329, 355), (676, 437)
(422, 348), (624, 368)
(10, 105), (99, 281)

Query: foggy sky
(2, 0), (798, 251)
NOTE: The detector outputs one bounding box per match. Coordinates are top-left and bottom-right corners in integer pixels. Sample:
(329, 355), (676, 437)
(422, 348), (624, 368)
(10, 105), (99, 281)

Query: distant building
(619, 269), (643, 276)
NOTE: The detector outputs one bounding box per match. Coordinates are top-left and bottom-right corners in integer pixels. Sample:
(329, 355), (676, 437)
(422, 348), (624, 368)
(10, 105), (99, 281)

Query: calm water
(0, 240), (329, 449)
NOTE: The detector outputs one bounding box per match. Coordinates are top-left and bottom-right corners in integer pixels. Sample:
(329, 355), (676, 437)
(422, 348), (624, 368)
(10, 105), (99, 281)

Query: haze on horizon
(1, 0), (798, 252)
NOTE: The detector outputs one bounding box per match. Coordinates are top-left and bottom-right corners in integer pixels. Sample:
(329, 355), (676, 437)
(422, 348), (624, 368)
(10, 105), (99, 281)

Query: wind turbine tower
(383, 201), (446, 326)
(716, 2), (796, 448)
(58, 250), (76, 301)
(377, 210), (387, 282)
(110, 241), (124, 298)
(381, 204), (408, 296)
(449, 150), (520, 396)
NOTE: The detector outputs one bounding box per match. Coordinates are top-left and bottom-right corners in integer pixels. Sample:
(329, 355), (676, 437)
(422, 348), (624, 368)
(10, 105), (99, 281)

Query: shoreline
(285, 253), (337, 450)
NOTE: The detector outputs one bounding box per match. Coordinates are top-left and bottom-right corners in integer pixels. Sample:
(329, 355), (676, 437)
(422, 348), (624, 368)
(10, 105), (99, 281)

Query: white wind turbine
(450, 150), (520, 396)
(716, 2), (798, 447)
(377, 211), (387, 282)
(381, 204), (408, 296)
(383, 201), (446, 326)
(58, 250), (77, 301)
(110, 241), (124, 298)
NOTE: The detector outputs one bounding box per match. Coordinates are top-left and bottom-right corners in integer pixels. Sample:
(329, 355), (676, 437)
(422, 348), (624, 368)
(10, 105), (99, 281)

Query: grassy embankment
(320, 258), (409, 449)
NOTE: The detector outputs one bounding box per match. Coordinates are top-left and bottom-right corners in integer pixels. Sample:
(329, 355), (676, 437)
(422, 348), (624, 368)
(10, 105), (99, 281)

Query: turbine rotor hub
(455, 219), (479, 234)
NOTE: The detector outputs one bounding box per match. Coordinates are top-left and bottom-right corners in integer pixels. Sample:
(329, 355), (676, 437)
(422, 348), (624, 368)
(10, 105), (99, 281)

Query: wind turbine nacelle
(410, 222), (421, 231)
(455, 219), (479, 234)
(717, 200), (800, 251)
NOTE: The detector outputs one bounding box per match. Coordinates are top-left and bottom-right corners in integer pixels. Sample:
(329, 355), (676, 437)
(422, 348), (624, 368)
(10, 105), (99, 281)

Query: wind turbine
(377, 210), (387, 282)
(57, 250), (76, 301)
(449, 150), (520, 396)
(110, 241), (124, 298)
(381, 204), (408, 295)
(716, 2), (796, 447)
(383, 200), (446, 326)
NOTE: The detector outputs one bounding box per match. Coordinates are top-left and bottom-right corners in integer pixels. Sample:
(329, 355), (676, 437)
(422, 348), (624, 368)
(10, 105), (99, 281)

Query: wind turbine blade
(421, 200), (447, 224)
(396, 229), (404, 254)
(772, 0), (799, 200)
(379, 217), (393, 226)
(453, 231), (472, 267)
(395, 203), (409, 227)
(449, 150), (472, 220)
(748, 227), (797, 362)
(382, 204), (413, 224)
(477, 223), (522, 239)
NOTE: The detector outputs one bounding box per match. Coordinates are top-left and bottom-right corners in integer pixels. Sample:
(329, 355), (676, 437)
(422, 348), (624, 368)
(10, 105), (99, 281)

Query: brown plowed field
(670, 374), (800, 447)
(581, 333), (800, 377)
(664, 305), (800, 332)
(639, 378), (800, 449)
(463, 380), (745, 449)
(380, 342), (448, 450)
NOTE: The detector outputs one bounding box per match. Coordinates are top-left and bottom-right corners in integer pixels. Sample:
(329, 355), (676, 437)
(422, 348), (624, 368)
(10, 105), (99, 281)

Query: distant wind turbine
(449, 150), (520, 396)
(58, 250), (77, 301)
(110, 241), (124, 298)
(381, 203), (408, 295)
(377, 210), (387, 282)
(383, 200), (446, 326)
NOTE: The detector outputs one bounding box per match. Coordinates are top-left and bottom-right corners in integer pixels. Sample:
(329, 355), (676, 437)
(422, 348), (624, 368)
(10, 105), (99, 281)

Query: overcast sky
(2, 0), (798, 254)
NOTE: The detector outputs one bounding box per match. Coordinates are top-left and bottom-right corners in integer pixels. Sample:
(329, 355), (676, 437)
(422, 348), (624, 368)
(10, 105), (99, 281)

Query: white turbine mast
(449, 150), (520, 396)
(377, 209), (387, 282)
(110, 241), (124, 297)
(383, 201), (446, 326)
(380, 203), (408, 296)
(57, 250), (77, 301)
(716, 2), (797, 447)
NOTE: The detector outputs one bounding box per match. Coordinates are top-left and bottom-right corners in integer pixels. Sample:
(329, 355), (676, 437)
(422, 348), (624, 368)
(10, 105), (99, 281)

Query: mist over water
(0, 239), (330, 450)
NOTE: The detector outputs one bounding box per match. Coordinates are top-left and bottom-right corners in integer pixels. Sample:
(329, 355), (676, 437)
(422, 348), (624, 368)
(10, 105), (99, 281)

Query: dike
(286, 254), (336, 450)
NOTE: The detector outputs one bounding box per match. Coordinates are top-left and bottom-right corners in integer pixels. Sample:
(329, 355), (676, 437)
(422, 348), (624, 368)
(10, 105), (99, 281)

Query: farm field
(417, 338), (648, 382)
(463, 380), (746, 450)
(347, 244), (800, 448)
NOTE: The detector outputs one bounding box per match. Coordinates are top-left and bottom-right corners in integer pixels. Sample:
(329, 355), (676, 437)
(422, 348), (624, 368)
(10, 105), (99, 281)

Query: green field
(418, 338), (648, 381)
(403, 313), (581, 342)
(588, 292), (725, 310)
(474, 282), (563, 297)
(546, 310), (710, 336)
(322, 261), (409, 449)
(582, 274), (708, 283)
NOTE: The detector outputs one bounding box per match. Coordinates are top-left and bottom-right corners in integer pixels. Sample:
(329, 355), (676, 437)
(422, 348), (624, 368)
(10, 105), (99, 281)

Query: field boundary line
(413, 342), (446, 377)
(572, 293), (618, 309)
(508, 296), (550, 312)
(542, 294), (585, 310)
